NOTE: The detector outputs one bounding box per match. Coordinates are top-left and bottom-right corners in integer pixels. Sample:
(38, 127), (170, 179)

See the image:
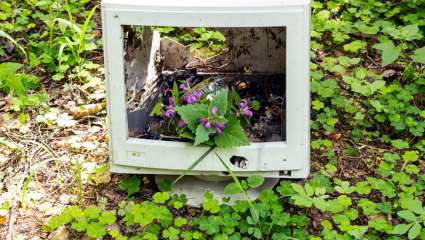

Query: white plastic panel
(102, 0), (310, 178)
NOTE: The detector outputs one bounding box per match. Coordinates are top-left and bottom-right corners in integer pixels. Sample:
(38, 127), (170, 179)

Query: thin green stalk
(172, 145), (215, 186)
(216, 153), (259, 224)
(20, 172), (34, 209)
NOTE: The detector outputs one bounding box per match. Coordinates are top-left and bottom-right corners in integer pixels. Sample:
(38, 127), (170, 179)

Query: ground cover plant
(0, 0), (424, 239)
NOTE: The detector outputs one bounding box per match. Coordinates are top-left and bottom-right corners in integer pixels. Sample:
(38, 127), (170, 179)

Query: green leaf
(214, 118), (249, 148)
(153, 192), (170, 204)
(343, 40), (367, 53)
(392, 224), (411, 235)
(224, 182), (241, 195)
(172, 81), (179, 105)
(150, 102), (164, 117)
(247, 176), (264, 188)
(291, 183), (306, 196)
(398, 210), (417, 222)
(209, 89), (228, 115)
(194, 125), (210, 145)
(175, 104), (208, 131)
(406, 198), (425, 215)
(86, 222), (106, 239)
(373, 40), (402, 66)
(118, 176), (141, 195)
(202, 192), (220, 213)
(402, 151), (419, 162)
(391, 139), (409, 149)
(408, 223), (422, 240)
(411, 47), (425, 64)
(99, 211), (116, 225)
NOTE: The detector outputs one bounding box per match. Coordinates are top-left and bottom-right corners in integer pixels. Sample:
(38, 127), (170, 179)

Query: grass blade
(0, 30), (27, 61)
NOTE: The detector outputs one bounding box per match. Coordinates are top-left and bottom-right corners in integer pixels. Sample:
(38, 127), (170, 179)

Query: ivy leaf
(411, 47), (425, 64)
(194, 125), (210, 145)
(373, 40), (402, 66)
(175, 104), (207, 131)
(247, 176), (264, 188)
(209, 89), (228, 115)
(214, 118), (249, 148)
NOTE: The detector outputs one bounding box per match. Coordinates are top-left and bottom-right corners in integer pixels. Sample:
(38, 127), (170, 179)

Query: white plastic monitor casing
(102, 0), (311, 178)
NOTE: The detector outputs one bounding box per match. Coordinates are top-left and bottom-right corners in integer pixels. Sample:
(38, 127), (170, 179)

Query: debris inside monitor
(124, 26), (287, 142)
(128, 70), (285, 142)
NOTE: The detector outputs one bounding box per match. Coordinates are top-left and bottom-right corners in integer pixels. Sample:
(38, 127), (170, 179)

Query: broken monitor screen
(123, 26), (287, 142)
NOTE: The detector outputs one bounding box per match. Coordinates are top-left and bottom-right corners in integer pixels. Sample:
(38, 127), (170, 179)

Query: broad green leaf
(153, 192), (170, 204)
(175, 104), (208, 131)
(224, 182), (241, 195)
(343, 40), (367, 53)
(209, 89), (228, 115)
(411, 47), (425, 64)
(397, 210), (417, 222)
(408, 223), (422, 240)
(118, 176), (141, 195)
(406, 198), (425, 215)
(86, 222), (106, 239)
(214, 118), (248, 148)
(247, 176), (264, 188)
(194, 125), (210, 145)
(99, 211), (116, 225)
(291, 183), (306, 196)
(373, 40), (402, 66)
(392, 223), (411, 235)
(391, 139), (409, 149)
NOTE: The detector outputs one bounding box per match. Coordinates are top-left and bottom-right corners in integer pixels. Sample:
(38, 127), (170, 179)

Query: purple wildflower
(179, 83), (188, 91)
(211, 106), (218, 115)
(200, 118), (208, 125)
(240, 99), (249, 109)
(178, 119), (186, 128)
(204, 121), (211, 129)
(213, 122), (225, 135)
(162, 97), (175, 119)
(215, 127), (223, 135)
(243, 109), (253, 117)
(183, 89), (202, 104)
(239, 99), (253, 117)
(213, 122), (225, 129)
(179, 76), (195, 91)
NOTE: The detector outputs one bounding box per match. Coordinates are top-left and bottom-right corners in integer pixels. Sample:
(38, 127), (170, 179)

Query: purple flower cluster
(199, 106), (226, 135)
(179, 76), (194, 91)
(240, 99), (253, 117)
(182, 89), (202, 104)
(162, 97), (174, 119)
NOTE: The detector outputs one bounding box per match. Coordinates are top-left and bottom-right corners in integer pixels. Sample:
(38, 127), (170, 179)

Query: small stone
(49, 226), (70, 240)
(383, 69), (396, 78)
